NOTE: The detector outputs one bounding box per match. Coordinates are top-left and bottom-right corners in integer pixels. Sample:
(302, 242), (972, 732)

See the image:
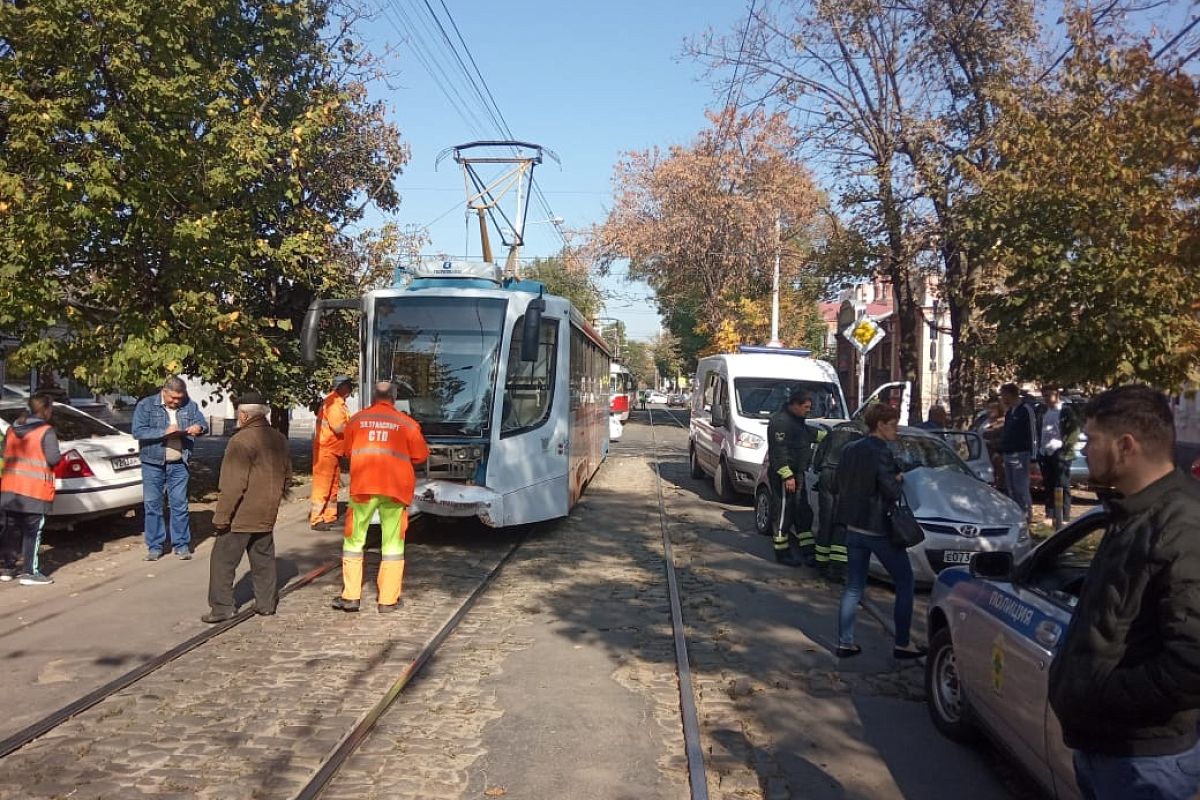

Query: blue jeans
(142, 461), (191, 553)
(1074, 739), (1200, 800)
(838, 530), (915, 647)
(1004, 452), (1033, 517)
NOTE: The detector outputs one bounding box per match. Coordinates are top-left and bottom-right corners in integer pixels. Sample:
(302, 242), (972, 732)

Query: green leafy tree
(523, 252), (602, 321)
(968, 20), (1200, 389)
(621, 339), (655, 389)
(0, 0), (409, 422)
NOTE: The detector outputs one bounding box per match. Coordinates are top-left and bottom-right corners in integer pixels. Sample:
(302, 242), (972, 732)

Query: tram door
(493, 313), (570, 523)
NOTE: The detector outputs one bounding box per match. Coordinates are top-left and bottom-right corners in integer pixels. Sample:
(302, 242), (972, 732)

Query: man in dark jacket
(999, 382), (1037, 522)
(766, 388), (817, 566)
(202, 392), (292, 623)
(1048, 385), (1200, 800)
(0, 394), (61, 585)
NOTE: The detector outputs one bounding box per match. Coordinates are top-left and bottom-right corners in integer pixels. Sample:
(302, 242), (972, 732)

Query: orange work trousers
(309, 447), (342, 525)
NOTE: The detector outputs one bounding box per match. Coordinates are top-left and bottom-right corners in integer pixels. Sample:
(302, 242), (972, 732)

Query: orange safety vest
(315, 391), (351, 456)
(345, 401), (429, 505)
(0, 425), (56, 503)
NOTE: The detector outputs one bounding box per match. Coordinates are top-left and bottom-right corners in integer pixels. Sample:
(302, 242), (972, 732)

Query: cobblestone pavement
(0, 526), (516, 800)
(320, 452), (692, 800)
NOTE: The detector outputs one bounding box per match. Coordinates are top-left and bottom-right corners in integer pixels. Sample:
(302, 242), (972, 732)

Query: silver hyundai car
(753, 422), (1031, 583)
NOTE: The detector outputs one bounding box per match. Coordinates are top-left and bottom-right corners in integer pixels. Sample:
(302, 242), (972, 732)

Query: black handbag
(886, 494), (925, 548)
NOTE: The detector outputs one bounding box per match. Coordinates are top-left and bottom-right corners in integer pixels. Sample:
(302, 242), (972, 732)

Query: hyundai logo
(959, 524), (981, 538)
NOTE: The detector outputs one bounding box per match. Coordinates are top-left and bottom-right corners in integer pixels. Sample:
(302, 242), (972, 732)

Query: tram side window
(502, 315), (559, 435)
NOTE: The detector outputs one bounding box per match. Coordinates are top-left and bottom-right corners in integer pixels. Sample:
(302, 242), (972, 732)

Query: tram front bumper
(410, 481), (504, 527)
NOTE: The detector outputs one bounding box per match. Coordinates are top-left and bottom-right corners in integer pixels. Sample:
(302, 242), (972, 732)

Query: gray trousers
(1003, 452), (1033, 518)
(208, 531), (277, 615)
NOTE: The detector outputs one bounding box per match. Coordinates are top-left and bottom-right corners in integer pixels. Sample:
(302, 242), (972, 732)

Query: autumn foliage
(593, 110), (824, 364)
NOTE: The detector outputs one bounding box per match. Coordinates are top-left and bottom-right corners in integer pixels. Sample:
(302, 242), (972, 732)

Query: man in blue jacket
(132, 376), (208, 560)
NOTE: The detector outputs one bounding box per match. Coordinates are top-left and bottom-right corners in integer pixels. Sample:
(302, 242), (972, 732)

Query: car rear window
(893, 435), (972, 476)
(0, 404), (120, 441)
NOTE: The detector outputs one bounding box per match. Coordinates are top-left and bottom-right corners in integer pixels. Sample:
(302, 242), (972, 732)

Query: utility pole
(768, 210), (782, 347)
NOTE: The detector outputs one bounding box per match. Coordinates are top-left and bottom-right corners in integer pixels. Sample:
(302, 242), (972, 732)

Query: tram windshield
(373, 296), (506, 436)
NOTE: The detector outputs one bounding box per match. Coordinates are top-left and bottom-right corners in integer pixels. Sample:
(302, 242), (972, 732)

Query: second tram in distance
(609, 362), (635, 422)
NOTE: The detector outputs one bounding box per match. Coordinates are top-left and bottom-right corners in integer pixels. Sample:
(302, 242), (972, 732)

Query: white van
(688, 345), (909, 501)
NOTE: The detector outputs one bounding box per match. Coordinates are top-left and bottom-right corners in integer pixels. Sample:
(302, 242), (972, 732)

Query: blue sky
(359, 0), (747, 340)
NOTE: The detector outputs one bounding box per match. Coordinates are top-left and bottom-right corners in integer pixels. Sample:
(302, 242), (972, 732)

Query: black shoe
(377, 600), (404, 613)
(894, 646), (928, 660)
(331, 596), (360, 612)
(774, 552), (802, 566)
(201, 611), (235, 624)
(836, 644), (863, 658)
(311, 521), (337, 531)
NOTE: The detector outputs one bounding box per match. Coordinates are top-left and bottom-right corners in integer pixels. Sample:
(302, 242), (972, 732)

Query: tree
(0, 0), (409, 424)
(593, 109), (822, 372)
(651, 331), (683, 388)
(694, 0), (1037, 424)
(523, 251), (603, 321)
(968, 20), (1200, 390)
(621, 339), (655, 389)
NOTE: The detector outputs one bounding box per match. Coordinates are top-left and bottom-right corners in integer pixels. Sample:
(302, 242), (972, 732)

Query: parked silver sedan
(753, 423), (1030, 583)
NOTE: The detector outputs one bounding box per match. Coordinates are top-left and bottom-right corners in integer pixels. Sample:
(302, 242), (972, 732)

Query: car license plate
(111, 455), (140, 471)
(943, 551), (974, 565)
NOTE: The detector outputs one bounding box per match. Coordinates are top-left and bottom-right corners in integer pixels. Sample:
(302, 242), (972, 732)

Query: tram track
(646, 406), (710, 800)
(0, 557), (342, 759)
(292, 534), (524, 799)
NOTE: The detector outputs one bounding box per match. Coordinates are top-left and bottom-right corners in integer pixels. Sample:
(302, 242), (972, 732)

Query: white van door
(689, 367), (720, 475)
(851, 381), (911, 425)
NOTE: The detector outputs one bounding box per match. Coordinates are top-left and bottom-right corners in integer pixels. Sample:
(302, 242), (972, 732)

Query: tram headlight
(735, 428), (765, 450)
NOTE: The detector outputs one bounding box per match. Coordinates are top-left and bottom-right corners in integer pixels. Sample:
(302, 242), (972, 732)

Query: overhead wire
(412, 0), (570, 250)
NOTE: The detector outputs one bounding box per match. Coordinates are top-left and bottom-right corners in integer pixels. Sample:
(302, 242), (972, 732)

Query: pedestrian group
(0, 375), (429, 624)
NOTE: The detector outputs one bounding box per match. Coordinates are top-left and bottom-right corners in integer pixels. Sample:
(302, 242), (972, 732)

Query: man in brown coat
(202, 392), (292, 623)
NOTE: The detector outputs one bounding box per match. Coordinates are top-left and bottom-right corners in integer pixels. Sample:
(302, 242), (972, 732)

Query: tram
(609, 362), (635, 422)
(302, 260), (612, 528)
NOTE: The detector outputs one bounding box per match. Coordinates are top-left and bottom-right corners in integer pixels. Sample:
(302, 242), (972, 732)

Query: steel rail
(292, 536), (524, 800)
(648, 407), (710, 800)
(0, 558), (341, 759)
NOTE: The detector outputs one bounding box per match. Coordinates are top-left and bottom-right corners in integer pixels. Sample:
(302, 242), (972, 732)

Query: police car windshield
(892, 434), (973, 476)
(733, 379), (842, 419)
(373, 296), (506, 436)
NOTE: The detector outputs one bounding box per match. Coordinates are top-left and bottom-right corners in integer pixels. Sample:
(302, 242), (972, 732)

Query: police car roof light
(736, 345), (813, 357)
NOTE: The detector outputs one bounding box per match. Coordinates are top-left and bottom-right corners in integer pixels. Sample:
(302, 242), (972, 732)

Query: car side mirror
(970, 551), (1014, 581)
(712, 403), (727, 427)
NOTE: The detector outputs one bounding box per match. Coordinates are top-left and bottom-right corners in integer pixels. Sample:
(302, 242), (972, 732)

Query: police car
(925, 511), (1108, 800)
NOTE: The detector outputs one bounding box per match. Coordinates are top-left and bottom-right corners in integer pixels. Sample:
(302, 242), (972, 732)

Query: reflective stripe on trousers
(341, 495), (408, 605)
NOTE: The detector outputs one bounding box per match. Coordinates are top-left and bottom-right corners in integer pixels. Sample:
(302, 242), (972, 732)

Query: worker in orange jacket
(332, 380), (429, 614)
(0, 394), (61, 585)
(310, 375), (353, 530)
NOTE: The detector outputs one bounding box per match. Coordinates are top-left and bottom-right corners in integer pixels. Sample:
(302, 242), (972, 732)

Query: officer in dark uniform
(811, 428), (848, 580)
(767, 388), (818, 566)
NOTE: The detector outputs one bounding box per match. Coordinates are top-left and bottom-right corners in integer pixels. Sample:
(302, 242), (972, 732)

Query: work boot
(377, 599), (404, 614)
(331, 596), (360, 612)
(825, 563), (847, 584)
(201, 610), (235, 624)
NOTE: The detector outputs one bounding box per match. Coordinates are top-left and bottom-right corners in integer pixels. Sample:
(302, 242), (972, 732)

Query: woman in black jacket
(833, 402), (924, 659)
